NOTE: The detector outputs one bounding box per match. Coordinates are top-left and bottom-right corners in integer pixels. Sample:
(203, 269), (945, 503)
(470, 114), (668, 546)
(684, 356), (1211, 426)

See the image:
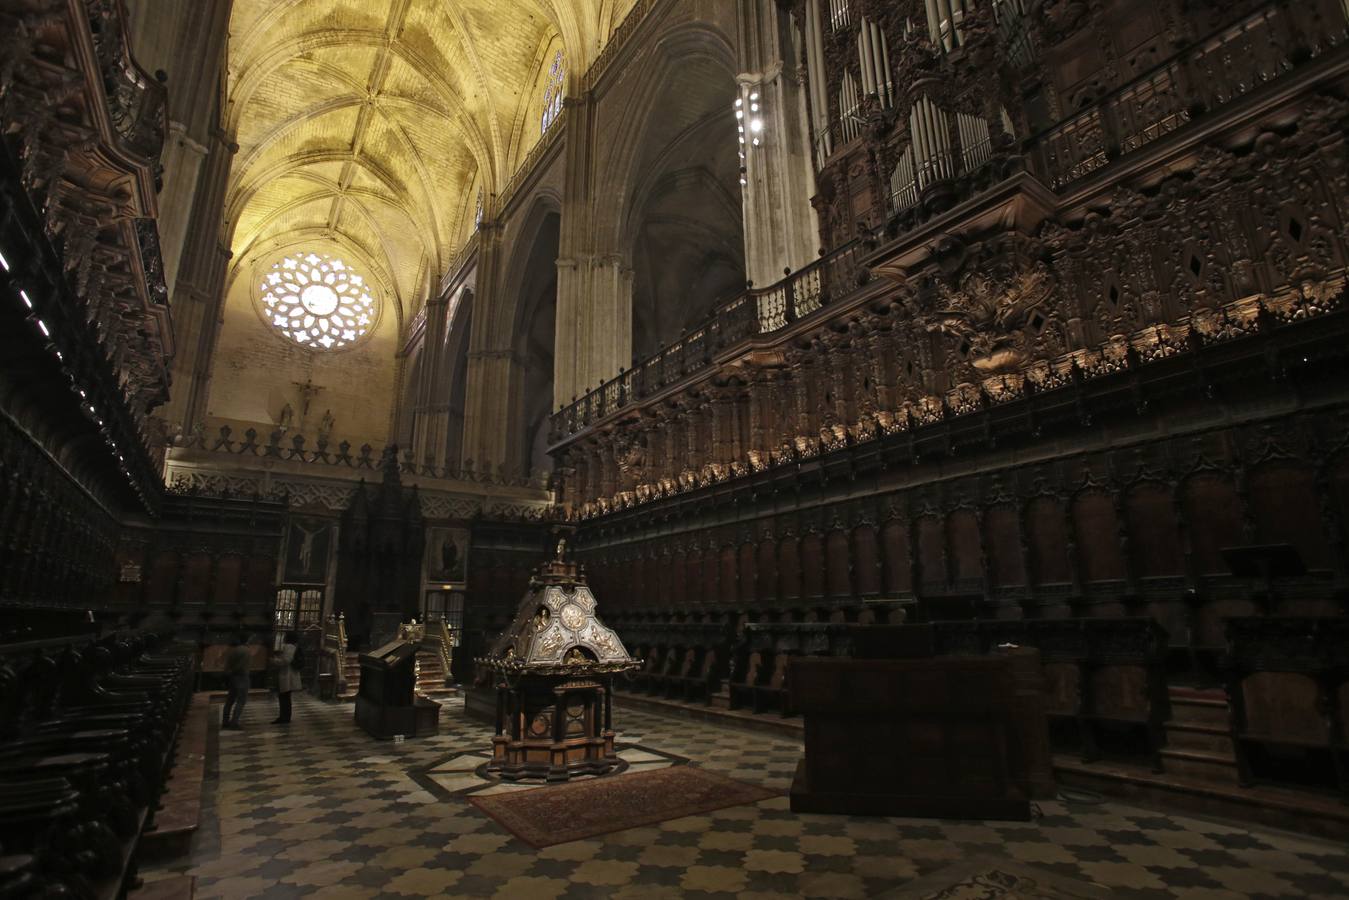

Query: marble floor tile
(146, 693), (1349, 899)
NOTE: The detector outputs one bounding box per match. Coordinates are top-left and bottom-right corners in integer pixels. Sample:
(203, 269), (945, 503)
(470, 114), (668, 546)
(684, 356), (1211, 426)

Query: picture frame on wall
(426, 526), (469, 584)
(284, 518), (332, 584)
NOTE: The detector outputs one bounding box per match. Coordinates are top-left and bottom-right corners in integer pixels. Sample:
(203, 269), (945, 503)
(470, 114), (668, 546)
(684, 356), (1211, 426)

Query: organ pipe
(806, 0), (833, 165)
(857, 18), (893, 109)
(840, 71), (861, 143)
(829, 0), (851, 31)
(926, 0), (968, 52)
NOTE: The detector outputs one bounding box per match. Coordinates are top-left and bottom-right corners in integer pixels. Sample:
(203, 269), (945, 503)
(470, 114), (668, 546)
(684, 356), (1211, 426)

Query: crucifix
(293, 377), (324, 431)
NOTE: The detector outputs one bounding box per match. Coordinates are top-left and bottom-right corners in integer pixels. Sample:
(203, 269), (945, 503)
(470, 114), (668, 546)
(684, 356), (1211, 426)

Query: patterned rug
(468, 765), (779, 847)
(878, 859), (1114, 899)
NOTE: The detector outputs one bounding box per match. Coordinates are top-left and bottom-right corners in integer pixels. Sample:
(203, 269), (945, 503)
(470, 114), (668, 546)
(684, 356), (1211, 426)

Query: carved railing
(1029, 0), (1349, 191)
(581, 0), (664, 94)
(499, 110), (566, 213)
(429, 617), (455, 683)
(397, 618), (455, 685)
(550, 241), (869, 440)
(565, 283), (1348, 519)
(134, 219), (168, 309)
(83, 0), (167, 163)
(442, 231), (479, 290)
(170, 426), (551, 491)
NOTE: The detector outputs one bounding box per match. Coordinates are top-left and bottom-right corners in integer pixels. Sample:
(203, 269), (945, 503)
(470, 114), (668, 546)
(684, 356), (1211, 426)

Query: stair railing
(322, 613), (348, 697)
(430, 617), (456, 685)
(397, 620), (426, 644)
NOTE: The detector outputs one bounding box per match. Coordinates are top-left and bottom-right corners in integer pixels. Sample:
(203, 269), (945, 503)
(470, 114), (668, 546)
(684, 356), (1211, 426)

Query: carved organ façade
(548, 0), (1349, 644)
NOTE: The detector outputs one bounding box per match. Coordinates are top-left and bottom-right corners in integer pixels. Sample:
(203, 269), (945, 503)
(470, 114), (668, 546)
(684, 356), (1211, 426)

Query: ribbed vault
(223, 0), (637, 324)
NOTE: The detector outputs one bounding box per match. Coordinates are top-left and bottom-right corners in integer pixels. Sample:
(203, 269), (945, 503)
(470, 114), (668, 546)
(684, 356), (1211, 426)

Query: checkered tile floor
(142, 693), (1349, 899)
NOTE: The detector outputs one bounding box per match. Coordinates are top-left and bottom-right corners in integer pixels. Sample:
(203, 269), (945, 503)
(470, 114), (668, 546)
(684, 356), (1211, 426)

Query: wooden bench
(1225, 616), (1349, 797)
(728, 649), (770, 711)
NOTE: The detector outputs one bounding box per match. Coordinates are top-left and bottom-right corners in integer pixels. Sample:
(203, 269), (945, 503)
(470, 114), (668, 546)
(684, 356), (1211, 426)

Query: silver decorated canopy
(480, 542), (639, 676)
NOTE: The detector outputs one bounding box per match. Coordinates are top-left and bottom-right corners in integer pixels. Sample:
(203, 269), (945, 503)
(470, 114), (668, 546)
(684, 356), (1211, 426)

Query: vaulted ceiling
(223, 0), (637, 326)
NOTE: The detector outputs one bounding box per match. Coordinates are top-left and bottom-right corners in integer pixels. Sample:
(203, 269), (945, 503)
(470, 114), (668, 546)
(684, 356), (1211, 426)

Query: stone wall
(205, 259), (401, 451)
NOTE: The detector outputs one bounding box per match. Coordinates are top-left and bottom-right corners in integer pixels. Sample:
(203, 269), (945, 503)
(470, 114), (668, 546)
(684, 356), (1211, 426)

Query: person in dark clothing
(271, 631), (302, 724)
(222, 633), (251, 729)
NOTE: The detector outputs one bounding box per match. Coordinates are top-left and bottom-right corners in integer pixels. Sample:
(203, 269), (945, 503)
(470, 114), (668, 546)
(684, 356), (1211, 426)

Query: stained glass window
(542, 50), (565, 134)
(260, 252), (376, 350)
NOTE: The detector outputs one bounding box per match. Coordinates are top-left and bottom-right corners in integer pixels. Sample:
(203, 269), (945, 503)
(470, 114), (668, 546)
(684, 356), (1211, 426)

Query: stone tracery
(259, 251), (378, 350)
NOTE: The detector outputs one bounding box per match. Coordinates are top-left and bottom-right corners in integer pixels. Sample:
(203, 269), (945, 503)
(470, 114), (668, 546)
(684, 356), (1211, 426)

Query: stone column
(411, 295), (449, 467)
(555, 94), (634, 408)
(462, 221), (522, 472)
(162, 129), (237, 434)
(736, 0), (821, 287)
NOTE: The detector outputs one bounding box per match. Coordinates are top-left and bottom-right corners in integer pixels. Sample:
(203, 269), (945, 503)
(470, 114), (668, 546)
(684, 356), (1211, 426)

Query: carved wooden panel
(947, 510), (983, 586)
(738, 543), (757, 604)
(1073, 493), (1126, 583)
(215, 555), (242, 607)
(671, 549), (687, 607)
(801, 533), (825, 600)
(1248, 464), (1329, 570)
(984, 506), (1025, 588)
(757, 537), (778, 603)
(1125, 483), (1183, 578)
(780, 537), (803, 602)
(918, 516), (945, 591)
(718, 546), (737, 605)
(852, 525), (881, 597)
(1241, 672), (1327, 744)
(881, 520), (912, 595)
(147, 550), (179, 608)
(247, 555), (278, 608)
(1028, 497), (1072, 586)
(184, 552), (212, 604)
(1182, 475), (1244, 576)
(826, 530), (852, 599)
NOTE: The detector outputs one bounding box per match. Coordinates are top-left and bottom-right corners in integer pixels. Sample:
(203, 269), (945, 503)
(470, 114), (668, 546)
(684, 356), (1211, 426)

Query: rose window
(261, 252), (376, 349)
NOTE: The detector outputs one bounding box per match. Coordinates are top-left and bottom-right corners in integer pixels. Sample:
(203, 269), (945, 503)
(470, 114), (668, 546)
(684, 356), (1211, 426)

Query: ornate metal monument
(477, 541), (640, 781)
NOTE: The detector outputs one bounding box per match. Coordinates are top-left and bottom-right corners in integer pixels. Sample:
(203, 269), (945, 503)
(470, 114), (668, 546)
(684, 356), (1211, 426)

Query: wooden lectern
(354, 639), (440, 740)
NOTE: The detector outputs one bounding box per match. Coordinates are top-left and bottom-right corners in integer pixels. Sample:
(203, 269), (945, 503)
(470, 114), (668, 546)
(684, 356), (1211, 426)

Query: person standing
(271, 631), (303, 724)
(222, 633), (251, 729)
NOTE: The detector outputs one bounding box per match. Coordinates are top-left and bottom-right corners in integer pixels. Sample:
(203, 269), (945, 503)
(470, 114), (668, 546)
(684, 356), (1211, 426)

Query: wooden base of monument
(488, 730), (620, 783)
(355, 695), (441, 740)
(790, 760), (1031, 820)
(487, 676), (621, 782)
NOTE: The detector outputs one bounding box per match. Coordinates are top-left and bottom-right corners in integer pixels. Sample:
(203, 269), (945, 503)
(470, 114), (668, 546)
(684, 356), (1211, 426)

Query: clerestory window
(542, 50), (565, 134)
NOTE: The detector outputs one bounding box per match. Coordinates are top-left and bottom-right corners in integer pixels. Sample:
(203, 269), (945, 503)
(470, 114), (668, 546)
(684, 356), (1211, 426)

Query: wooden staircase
(1058, 683), (1349, 840)
(336, 649), (458, 705)
(1158, 685), (1240, 784)
(414, 649), (458, 703)
(337, 651), (361, 702)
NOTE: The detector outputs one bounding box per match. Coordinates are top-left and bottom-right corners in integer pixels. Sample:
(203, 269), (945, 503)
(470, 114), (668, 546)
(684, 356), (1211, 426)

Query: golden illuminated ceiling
(223, 0), (638, 326)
